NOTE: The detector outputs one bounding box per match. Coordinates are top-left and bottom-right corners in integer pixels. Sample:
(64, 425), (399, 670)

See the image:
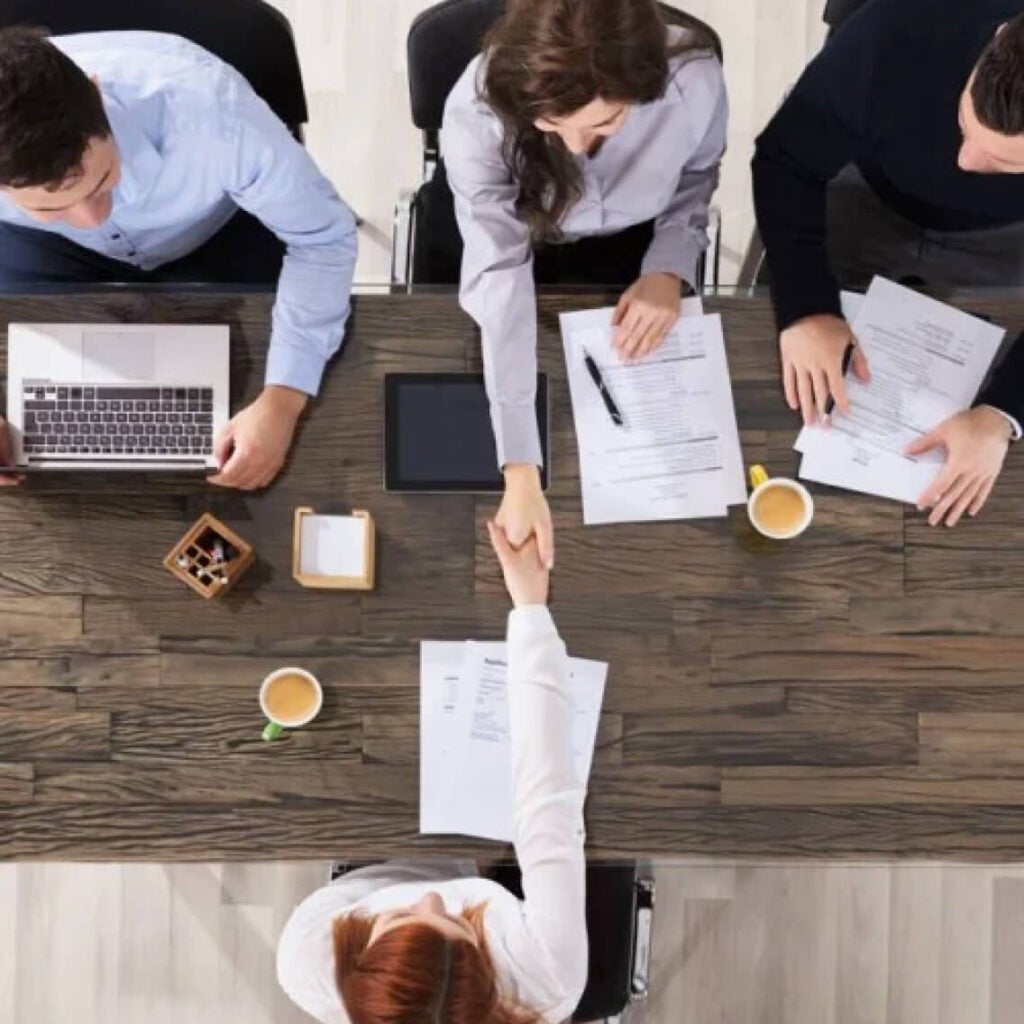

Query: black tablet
(384, 373), (548, 492)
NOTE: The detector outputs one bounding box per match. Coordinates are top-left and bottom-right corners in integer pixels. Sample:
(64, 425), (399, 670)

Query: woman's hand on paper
(497, 464), (554, 570)
(487, 520), (550, 608)
(907, 406), (1013, 527)
(612, 272), (682, 363)
(779, 314), (870, 425)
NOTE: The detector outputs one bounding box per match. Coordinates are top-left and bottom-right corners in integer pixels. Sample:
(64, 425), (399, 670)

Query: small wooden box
(293, 507), (375, 590)
(164, 513), (255, 600)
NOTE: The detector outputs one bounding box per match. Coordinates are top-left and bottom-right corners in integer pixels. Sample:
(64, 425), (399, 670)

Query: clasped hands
(781, 314), (1013, 526)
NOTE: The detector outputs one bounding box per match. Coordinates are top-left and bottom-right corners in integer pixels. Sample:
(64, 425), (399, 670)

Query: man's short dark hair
(972, 14), (1024, 136)
(0, 26), (111, 189)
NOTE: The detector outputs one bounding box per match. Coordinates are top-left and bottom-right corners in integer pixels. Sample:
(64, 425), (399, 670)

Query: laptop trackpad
(82, 331), (156, 381)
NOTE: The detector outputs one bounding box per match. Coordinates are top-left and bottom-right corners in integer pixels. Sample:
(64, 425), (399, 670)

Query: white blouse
(276, 606), (588, 1023)
(442, 26), (728, 469)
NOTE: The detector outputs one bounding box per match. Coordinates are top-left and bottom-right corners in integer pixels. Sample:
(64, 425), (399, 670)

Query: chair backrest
(486, 860), (641, 1023)
(0, 0), (308, 131)
(823, 0), (873, 32)
(407, 0), (723, 132)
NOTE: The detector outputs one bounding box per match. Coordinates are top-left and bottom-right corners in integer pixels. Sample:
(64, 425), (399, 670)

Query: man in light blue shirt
(0, 28), (357, 490)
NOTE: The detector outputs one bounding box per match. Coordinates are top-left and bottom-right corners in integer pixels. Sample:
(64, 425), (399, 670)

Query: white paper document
(419, 640), (608, 842)
(299, 514), (367, 577)
(418, 640), (479, 834)
(560, 306), (745, 525)
(796, 278), (1006, 504)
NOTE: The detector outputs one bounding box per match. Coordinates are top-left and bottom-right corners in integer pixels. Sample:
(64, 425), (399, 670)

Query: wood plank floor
(4, 859), (1024, 1024)
(2, 289), (1024, 860)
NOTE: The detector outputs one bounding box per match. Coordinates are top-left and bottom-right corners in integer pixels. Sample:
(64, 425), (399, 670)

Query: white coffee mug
(259, 667), (323, 741)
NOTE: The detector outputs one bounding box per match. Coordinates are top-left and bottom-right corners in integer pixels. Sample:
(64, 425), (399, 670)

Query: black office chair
(392, 0), (724, 293)
(0, 0), (309, 138)
(486, 860), (655, 1023)
(329, 860), (656, 1023)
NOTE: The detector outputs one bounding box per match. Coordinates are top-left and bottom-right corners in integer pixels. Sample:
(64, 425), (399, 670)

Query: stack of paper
(560, 301), (746, 524)
(796, 278), (1006, 504)
(299, 514), (367, 577)
(419, 640), (608, 842)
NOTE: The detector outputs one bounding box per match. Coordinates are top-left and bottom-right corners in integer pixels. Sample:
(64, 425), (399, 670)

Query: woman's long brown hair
(333, 905), (544, 1024)
(481, 0), (714, 242)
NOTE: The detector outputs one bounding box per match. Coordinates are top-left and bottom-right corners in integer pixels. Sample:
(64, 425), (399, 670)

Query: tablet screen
(384, 373), (548, 492)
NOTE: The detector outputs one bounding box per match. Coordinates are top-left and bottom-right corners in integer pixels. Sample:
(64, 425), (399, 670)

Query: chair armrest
(631, 877), (655, 998)
(704, 204), (722, 293)
(737, 224), (766, 291)
(391, 189), (416, 290)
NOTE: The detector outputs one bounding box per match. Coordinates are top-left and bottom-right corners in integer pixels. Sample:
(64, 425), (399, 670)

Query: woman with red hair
(277, 521), (588, 1024)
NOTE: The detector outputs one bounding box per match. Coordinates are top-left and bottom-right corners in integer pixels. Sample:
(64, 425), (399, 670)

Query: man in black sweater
(753, 0), (1024, 527)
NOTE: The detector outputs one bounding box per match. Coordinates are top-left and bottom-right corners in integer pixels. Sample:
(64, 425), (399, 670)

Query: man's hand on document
(779, 314), (871, 425)
(908, 406), (1013, 527)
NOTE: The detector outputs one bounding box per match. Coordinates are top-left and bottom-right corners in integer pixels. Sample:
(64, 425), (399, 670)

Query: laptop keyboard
(21, 385), (214, 459)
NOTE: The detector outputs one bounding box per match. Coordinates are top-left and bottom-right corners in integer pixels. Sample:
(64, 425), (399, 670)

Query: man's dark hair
(972, 14), (1024, 136)
(0, 26), (111, 189)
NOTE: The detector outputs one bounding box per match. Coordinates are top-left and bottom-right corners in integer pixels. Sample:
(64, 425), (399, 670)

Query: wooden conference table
(2, 287), (1024, 862)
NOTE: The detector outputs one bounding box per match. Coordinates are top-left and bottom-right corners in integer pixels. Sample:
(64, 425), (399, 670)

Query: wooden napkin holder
(163, 513), (255, 600)
(293, 507), (376, 590)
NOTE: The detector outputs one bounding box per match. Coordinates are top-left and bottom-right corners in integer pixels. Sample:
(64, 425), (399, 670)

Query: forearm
(220, 99), (360, 397)
(461, 264), (543, 468)
(508, 607), (587, 979)
(641, 164), (719, 289)
(508, 607), (580, 811)
(266, 210), (358, 395)
(977, 332), (1024, 428)
(752, 142), (843, 333)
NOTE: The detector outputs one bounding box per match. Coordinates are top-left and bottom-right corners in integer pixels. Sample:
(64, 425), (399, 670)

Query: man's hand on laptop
(0, 418), (24, 486)
(207, 385), (308, 491)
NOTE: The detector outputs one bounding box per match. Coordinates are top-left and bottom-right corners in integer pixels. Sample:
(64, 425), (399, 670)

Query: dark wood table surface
(2, 289), (1024, 861)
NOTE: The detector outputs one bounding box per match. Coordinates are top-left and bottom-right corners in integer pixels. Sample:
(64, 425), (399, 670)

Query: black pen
(824, 342), (855, 417)
(581, 348), (625, 427)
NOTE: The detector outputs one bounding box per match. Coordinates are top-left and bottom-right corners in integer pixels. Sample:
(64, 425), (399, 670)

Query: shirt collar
(102, 92), (162, 206)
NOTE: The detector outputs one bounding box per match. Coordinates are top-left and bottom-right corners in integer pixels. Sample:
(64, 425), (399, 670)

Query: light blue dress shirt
(0, 31), (358, 396)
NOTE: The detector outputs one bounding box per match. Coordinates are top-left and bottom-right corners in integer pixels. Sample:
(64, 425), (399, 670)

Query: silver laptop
(6, 323), (230, 471)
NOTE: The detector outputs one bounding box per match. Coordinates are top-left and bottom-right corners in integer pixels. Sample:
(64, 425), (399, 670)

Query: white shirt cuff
(508, 605), (557, 641)
(983, 405), (1023, 442)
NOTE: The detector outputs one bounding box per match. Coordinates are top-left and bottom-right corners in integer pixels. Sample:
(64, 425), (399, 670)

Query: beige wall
(267, 0), (828, 285)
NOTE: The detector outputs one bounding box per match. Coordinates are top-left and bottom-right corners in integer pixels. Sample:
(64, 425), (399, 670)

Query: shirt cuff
(640, 226), (703, 289)
(508, 605), (557, 643)
(981, 404), (1023, 442)
(264, 340), (328, 397)
(491, 401), (543, 468)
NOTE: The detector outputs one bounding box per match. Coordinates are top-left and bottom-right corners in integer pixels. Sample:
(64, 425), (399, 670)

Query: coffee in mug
(260, 667), (323, 741)
(747, 465), (814, 540)
(752, 485), (808, 536)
